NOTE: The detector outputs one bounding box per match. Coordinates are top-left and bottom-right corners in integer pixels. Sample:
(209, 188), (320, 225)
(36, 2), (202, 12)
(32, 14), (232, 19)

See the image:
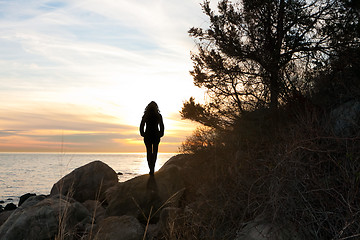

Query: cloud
(0, 0), (205, 95)
(0, 103), (135, 131)
(0, 102), (191, 152)
(0, 103), (137, 151)
(0, 0), (206, 152)
(0, 130), (22, 137)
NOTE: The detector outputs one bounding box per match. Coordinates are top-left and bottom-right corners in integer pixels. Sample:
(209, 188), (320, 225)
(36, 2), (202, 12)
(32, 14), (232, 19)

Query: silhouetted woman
(140, 101), (164, 175)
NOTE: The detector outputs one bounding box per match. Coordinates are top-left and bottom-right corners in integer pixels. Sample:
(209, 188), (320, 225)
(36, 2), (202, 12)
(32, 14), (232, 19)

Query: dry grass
(54, 178), (105, 240)
(161, 107), (360, 239)
(264, 112), (360, 239)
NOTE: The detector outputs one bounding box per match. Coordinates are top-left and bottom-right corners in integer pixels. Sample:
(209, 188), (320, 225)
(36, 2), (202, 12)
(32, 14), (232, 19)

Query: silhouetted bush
(173, 100), (360, 239)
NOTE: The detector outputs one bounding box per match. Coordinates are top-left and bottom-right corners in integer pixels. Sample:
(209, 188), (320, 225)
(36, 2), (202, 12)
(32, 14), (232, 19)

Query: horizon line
(0, 151), (179, 154)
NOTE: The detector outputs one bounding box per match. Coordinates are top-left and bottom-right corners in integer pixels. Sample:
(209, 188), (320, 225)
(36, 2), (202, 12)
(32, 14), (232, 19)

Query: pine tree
(182, 0), (358, 127)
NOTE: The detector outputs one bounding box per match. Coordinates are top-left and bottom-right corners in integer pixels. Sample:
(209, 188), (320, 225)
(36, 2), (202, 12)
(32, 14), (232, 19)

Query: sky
(0, 0), (209, 153)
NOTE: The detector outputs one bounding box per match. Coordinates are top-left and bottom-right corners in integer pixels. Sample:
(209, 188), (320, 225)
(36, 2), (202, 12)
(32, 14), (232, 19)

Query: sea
(0, 152), (175, 206)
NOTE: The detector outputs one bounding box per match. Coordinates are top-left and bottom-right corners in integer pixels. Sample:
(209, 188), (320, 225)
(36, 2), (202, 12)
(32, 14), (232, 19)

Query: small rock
(0, 201), (4, 204)
(93, 215), (144, 240)
(117, 172), (123, 175)
(146, 223), (161, 240)
(19, 195), (47, 208)
(18, 193), (36, 207)
(4, 203), (16, 211)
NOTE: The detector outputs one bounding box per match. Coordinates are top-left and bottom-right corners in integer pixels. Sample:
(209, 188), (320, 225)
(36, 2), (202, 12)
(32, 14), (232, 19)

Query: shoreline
(0, 155), (189, 239)
(0, 152), (176, 207)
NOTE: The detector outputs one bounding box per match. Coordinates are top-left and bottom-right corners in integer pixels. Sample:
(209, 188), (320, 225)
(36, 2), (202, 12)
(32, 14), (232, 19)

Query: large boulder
(92, 215), (144, 240)
(106, 164), (184, 222)
(160, 154), (218, 202)
(0, 211), (13, 227)
(50, 160), (118, 203)
(0, 195), (92, 240)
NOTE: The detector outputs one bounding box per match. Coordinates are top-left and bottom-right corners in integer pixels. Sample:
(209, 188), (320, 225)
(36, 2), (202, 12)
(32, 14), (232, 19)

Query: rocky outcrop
(50, 160), (118, 203)
(160, 154), (218, 202)
(92, 216), (144, 240)
(0, 194), (92, 240)
(106, 164), (185, 223)
(0, 155), (206, 240)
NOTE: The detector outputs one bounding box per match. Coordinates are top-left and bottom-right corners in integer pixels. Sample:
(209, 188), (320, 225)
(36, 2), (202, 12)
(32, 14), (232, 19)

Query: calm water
(0, 152), (175, 205)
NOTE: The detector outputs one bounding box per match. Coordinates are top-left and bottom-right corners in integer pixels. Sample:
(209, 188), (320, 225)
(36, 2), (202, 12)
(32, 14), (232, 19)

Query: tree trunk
(270, 71), (279, 111)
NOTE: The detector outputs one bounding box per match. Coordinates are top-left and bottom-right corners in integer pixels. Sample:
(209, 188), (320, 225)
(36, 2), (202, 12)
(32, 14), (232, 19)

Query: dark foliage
(182, 0), (360, 128)
(168, 1), (360, 239)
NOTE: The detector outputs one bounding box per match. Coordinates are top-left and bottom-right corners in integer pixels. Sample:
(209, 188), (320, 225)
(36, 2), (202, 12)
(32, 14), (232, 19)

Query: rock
(0, 194), (92, 240)
(0, 211), (13, 227)
(105, 154), (214, 222)
(0, 201), (4, 204)
(50, 160), (118, 203)
(82, 200), (106, 223)
(4, 203), (16, 211)
(18, 193), (36, 206)
(92, 215), (144, 240)
(235, 220), (303, 240)
(145, 223), (161, 240)
(160, 154), (218, 202)
(330, 99), (360, 137)
(106, 165), (185, 223)
(19, 195), (47, 208)
(117, 172), (123, 175)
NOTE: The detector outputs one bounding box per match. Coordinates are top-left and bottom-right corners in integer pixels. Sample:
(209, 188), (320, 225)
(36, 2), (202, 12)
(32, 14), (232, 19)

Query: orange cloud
(0, 104), (195, 152)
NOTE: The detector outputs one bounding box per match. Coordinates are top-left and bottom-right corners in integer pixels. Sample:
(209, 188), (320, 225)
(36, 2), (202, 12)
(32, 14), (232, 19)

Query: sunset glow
(0, 0), (206, 152)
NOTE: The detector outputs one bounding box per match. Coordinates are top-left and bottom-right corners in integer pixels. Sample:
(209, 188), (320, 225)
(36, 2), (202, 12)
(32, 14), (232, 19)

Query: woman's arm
(140, 117), (145, 137)
(159, 115), (164, 137)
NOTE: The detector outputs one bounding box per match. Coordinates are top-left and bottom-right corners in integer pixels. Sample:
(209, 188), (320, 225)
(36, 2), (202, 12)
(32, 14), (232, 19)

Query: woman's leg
(145, 140), (153, 174)
(149, 141), (159, 174)
(145, 137), (160, 175)
(152, 142), (159, 165)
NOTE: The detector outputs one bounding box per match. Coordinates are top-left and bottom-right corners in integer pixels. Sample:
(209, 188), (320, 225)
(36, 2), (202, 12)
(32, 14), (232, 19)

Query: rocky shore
(0, 154), (218, 240)
(0, 151), (308, 240)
